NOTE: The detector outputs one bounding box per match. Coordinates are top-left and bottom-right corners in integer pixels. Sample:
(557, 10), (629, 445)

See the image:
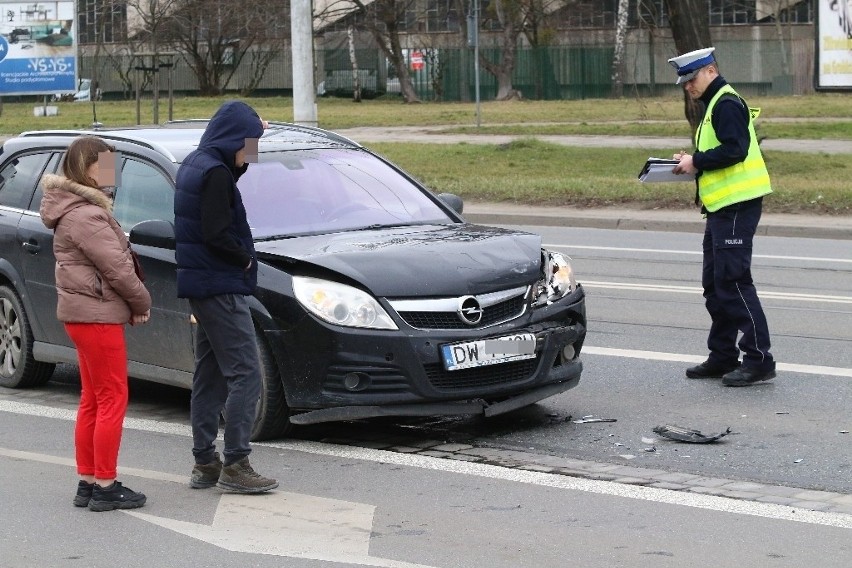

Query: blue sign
(0, 1), (77, 95)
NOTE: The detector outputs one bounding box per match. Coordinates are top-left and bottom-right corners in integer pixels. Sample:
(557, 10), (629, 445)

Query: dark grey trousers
(188, 294), (261, 466)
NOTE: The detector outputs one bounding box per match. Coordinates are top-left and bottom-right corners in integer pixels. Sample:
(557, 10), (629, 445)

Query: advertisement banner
(0, 1), (76, 95)
(817, 0), (852, 90)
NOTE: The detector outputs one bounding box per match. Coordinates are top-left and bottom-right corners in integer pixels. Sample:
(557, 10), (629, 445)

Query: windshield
(238, 148), (454, 239)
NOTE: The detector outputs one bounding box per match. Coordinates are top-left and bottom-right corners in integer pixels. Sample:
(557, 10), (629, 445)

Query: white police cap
(667, 47), (716, 85)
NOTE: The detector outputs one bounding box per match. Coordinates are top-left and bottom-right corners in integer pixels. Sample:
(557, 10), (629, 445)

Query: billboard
(0, 1), (76, 95)
(816, 0), (852, 90)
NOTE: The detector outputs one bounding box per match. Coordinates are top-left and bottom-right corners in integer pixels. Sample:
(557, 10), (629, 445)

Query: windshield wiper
(352, 223), (417, 231)
(254, 234), (299, 242)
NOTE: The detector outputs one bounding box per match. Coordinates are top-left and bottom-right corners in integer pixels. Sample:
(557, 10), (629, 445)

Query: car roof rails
(163, 118), (361, 148)
(262, 121), (361, 147)
(18, 130), (178, 163)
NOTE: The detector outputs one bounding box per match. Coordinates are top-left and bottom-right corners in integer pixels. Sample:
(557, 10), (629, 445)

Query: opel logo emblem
(458, 296), (483, 325)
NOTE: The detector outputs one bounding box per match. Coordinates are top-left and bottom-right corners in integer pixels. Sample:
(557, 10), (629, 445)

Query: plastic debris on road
(652, 424), (732, 443)
(573, 415), (617, 424)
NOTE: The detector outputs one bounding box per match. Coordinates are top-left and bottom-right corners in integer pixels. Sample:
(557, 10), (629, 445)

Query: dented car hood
(254, 223), (542, 297)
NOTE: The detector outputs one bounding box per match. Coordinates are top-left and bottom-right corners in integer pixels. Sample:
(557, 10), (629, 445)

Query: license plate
(441, 333), (536, 371)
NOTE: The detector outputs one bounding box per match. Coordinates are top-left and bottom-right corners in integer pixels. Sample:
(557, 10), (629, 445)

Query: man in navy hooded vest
(174, 100), (278, 493)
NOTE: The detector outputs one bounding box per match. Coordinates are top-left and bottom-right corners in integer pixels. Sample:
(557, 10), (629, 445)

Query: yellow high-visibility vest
(696, 84), (772, 212)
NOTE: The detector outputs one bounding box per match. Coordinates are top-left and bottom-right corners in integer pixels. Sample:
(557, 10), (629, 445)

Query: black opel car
(0, 122), (586, 440)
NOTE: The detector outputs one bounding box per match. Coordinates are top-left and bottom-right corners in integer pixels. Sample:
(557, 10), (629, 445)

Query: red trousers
(64, 323), (128, 480)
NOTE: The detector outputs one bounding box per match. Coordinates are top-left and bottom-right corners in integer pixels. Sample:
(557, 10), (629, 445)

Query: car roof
(11, 120), (362, 163)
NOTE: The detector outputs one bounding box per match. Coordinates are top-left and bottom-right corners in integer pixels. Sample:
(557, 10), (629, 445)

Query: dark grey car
(0, 122), (587, 440)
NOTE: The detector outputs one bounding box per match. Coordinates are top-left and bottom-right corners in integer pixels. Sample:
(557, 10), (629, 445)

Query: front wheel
(0, 285), (55, 388)
(250, 330), (293, 441)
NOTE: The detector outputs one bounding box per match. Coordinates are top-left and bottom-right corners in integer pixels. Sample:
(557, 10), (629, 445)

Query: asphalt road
(2, 220), (851, 567)
(2, 222), (850, 504)
(3, 408), (851, 568)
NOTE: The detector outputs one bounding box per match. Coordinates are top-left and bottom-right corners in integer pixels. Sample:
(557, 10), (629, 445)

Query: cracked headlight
(533, 250), (577, 307)
(293, 276), (398, 330)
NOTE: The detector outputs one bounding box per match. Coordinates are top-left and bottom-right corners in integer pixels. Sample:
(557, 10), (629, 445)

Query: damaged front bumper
(288, 375), (581, 425)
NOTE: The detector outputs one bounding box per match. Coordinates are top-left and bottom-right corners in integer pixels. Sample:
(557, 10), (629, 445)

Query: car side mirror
(438, 192), (464, 215)
(129, 219), (176, 250)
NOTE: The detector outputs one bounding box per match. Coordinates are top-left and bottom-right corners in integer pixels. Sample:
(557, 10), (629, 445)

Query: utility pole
(291, 0), (317, 126)
(467, 0), (481, 127)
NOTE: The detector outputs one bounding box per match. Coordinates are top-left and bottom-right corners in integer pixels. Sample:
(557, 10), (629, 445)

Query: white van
(53, 79), (102, 102)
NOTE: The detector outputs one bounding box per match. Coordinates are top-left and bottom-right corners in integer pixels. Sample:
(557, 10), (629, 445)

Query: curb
(461, 205), (852, 241)
(324, 434), (852, 517)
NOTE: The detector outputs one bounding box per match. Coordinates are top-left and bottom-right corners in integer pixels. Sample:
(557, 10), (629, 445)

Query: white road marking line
(2, 400), (852, 530)
(545, 243), (852, 264)
(582, 346), (852, 378)
(127, 493), (433, 567)
(581, 280), (852, 304)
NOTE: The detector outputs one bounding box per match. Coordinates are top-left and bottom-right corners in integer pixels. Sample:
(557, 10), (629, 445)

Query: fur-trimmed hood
(39, 173), (113, 229)
(37, 174), (151, 324)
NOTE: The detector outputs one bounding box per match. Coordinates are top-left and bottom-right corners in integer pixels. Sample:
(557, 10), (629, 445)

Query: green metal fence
(68, 37), (804, 101)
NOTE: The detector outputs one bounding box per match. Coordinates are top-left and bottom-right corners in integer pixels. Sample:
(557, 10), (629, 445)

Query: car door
(0, 149), (65, 348)
(111, 155), (195, 379)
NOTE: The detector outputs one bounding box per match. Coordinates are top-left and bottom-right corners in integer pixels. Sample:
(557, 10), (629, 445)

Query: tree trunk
(478, 0), (521, 101)
(348, 26), (362, 102)
(663, 0), (712, 133)
(611, 0), (629, 98)
(388, 30), (420, 103)
(771, 1), (791, 75)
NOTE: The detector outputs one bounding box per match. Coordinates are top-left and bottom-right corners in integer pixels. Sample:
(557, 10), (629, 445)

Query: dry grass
(2, 94), (849, 213)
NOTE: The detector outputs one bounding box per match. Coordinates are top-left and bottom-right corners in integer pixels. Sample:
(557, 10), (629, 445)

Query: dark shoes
(190, 453), (223, 489)
(722, 365), (777, 387)
(218, 457), (278, 493)
(88, 481), (147, 512)
(686, 359), (740, 379)
(74, 480), (94, 507)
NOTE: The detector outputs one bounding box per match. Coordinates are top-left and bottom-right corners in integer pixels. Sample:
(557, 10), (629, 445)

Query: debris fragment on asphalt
(643, 446), (657, 453)
(652, 424), (732, 443)
(573, 417), (617, 424)
(840, 430), (849, 434)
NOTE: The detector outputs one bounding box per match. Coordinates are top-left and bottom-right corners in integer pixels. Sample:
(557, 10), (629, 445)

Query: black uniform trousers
(702, 197), (775, 372)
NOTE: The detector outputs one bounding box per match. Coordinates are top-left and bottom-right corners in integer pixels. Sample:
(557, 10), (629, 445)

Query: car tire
(250, 330), (293, 441)
(0, 285), (55, 388)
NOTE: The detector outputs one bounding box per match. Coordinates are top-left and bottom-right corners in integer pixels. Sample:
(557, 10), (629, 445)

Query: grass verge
(368, 140), (852, 215)
(2, 95), (850, 214)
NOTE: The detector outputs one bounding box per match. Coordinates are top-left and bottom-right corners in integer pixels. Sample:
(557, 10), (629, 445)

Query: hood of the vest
(254, 224), (543, 297)
(197, 101), (264, 166)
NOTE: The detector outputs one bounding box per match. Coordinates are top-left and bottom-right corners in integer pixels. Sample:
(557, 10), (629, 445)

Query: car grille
(389, 286), (529, 330)
(424, 357), (540, 391)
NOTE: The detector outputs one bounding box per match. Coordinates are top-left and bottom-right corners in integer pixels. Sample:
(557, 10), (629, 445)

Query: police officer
(669, 47), (777, 387)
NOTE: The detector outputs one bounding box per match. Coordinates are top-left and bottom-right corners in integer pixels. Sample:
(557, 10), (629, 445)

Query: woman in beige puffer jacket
(39, 135), (151, 512)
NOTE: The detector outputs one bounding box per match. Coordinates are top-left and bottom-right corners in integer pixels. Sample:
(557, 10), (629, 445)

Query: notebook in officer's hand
(638, 157), (695, 183)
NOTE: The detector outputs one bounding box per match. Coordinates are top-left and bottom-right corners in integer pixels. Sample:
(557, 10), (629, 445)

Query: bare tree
(348, 25), (363, 102)
(757, 0), (793, 76)
(165, 0), (287, 96)
(119, 0), (181, 99)
(519, 0), (561, 100)
(663, 0), (712, 132)
(319, 0), (422, 103)
(478, 0), (523, 100)
(611, 0), (629, 97)
(85, 0), (123, 123)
